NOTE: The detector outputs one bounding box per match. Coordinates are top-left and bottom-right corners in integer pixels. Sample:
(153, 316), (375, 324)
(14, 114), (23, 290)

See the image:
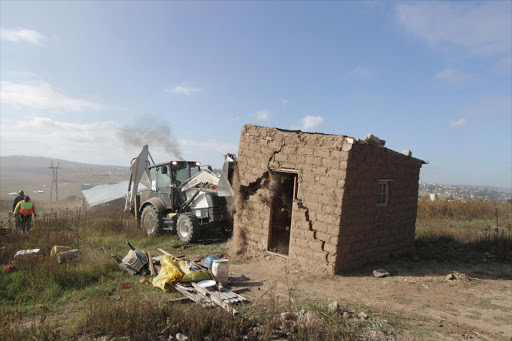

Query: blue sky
(1, 1), (510, 188)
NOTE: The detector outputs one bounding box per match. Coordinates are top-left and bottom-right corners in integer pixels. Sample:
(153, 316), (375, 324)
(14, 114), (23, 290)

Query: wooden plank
(267, 197), (274, 251)
(147, 251), (155, 276)
(265, 250), (288, 259)
(172, 284), (212, 307)
(166, 297), (193, 304)
(157, 248), (173, 257)
(192, 283), (238, 315)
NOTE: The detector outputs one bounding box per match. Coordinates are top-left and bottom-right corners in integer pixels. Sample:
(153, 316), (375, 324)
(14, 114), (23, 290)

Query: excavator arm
(125, 145), (154, 216)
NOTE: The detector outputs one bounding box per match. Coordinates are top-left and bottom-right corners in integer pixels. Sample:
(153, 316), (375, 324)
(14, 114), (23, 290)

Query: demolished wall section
(231, 124), (350, 274)
(335, 143), (423, 272)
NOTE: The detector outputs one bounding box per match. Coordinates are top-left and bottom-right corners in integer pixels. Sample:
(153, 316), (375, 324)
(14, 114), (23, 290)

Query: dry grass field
(0, 199), (511, 340)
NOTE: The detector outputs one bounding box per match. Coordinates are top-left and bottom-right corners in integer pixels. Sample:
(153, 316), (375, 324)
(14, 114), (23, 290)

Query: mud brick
(308, 240), (324, 251)
(303, 230), (316, 239)
(315, 232), (330, 242)
(274, 153), (287, 162)
(324, 243), (337, 254)
(314, 149), (330, 158)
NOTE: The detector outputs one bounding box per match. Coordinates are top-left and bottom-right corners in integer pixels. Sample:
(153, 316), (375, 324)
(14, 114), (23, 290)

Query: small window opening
(377, 181), (389, 206)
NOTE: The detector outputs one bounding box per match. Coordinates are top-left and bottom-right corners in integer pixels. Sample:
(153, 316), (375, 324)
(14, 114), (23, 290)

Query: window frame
(377, 180), (392, 206)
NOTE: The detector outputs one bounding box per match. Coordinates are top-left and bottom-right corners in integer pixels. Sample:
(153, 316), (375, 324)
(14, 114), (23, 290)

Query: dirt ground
(227, 255), (512, 340)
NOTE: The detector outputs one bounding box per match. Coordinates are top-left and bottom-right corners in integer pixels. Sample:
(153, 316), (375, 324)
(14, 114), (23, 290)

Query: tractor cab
(148, 161), (206, 211)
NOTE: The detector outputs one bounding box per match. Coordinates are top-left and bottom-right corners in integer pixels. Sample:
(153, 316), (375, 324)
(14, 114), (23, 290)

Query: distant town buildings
(419, 183), (512, 202)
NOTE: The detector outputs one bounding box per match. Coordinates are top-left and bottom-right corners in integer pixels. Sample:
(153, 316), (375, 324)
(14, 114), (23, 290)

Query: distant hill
(0, 155), (129, 201)
(0, 155), (127, 177)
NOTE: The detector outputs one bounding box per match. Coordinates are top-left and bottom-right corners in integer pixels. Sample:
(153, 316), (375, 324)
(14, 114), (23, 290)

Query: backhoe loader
(124, 145), (236, 243)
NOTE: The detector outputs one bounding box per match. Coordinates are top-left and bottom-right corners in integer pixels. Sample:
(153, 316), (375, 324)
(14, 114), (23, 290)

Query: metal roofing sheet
(81, 181), (147, 207)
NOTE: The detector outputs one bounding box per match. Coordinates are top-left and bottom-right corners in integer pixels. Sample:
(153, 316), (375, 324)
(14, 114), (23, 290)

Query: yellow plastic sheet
(151, 256), (183, 292)
(177, 261), (210, 283)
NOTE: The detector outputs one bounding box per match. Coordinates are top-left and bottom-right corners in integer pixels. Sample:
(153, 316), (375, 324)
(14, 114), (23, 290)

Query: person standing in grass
(14, 196), (37, 233)
(12, 190), (24, 229)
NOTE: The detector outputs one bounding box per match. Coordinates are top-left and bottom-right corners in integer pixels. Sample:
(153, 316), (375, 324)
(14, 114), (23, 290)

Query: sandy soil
(228, 255), (512, 340)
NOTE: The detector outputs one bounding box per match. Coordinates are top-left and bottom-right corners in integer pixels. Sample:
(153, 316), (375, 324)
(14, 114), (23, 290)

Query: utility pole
(49, 161), (60, 202)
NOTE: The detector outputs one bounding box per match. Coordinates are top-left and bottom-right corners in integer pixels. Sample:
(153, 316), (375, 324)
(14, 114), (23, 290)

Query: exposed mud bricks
(230, 124), (424, 274)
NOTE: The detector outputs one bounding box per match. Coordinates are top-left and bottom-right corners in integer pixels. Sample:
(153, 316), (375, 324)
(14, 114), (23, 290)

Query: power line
(49, 161), (60, 202)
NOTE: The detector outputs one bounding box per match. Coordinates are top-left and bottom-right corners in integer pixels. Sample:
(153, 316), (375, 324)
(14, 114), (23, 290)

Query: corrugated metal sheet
(81, 181), (147, 207)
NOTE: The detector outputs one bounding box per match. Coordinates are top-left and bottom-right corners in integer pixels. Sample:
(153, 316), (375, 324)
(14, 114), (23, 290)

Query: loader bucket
(217, 154), (236, 197)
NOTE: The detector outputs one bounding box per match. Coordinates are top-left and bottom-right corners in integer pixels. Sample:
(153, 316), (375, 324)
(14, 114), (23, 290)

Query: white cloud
(165, 85), (202, 95)
(293, 115), (325, 131)
(433, 68), (473, 85)
(254, 109), (269, 121)
(0, 116), (239, 169)
(396, 2), (512, 57)
(0, 27), (46, 44)
(348, 66), (374, 77)
(450, 118), (467, 128)
(0, 116), (131, 164)
(0, 80), (102, 111)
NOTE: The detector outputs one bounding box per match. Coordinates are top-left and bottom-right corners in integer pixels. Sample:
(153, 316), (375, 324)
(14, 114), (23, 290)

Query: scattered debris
(298, 310), (318, 326)
(120, 284), (132, 290)
(279, 310), (319, 327)
(328, 301), (340, 313)
(174, 333), (188, 341)
(50, 245), (72, 256)
(14, 248), (40, 261)
(147, 251), (156, 276)
(364, 133), (386, 147)
(211, 259), (229, 285)
(4, 265), (16, 274)
(111, 241), (149, 276)
(204, 256), (220, 269)
(152, 256), (184, 291)
(109, 246), (248, 313)
(401, 149), (412, 157)
(446, 273), (456, 281)
(373, 269), (390, 278)
(358, 312), (368, 320)
(57, 249), (79, 264)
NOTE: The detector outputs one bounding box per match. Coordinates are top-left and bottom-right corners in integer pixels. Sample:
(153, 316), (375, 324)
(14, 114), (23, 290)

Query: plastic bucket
(211, 259), (229, 285)
(204, 256), (219, 269)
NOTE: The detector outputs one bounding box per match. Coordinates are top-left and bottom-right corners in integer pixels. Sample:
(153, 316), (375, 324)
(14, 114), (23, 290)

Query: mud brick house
(231, 124), (426, 274)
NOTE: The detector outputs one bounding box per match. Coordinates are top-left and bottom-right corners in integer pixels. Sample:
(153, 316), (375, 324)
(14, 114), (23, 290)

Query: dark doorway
(268, 171), (297, 256)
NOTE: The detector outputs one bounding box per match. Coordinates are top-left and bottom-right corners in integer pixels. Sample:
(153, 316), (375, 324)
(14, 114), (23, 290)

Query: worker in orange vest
(14, 196), (37, 233)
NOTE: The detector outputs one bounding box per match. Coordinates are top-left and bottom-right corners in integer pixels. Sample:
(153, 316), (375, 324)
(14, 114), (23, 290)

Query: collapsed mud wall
(229, 124), (351, 275)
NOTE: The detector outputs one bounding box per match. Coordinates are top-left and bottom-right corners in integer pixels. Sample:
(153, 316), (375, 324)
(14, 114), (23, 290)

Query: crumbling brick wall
(230, 124), (424, 274)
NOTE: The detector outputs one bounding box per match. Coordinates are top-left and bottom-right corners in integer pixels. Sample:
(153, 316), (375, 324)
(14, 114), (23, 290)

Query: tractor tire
(141, 205), (163, 237)
(177, 213), (201, 243)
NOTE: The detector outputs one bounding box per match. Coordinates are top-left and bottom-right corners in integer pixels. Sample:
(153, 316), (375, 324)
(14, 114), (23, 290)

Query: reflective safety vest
(14, 201), (37, 216)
